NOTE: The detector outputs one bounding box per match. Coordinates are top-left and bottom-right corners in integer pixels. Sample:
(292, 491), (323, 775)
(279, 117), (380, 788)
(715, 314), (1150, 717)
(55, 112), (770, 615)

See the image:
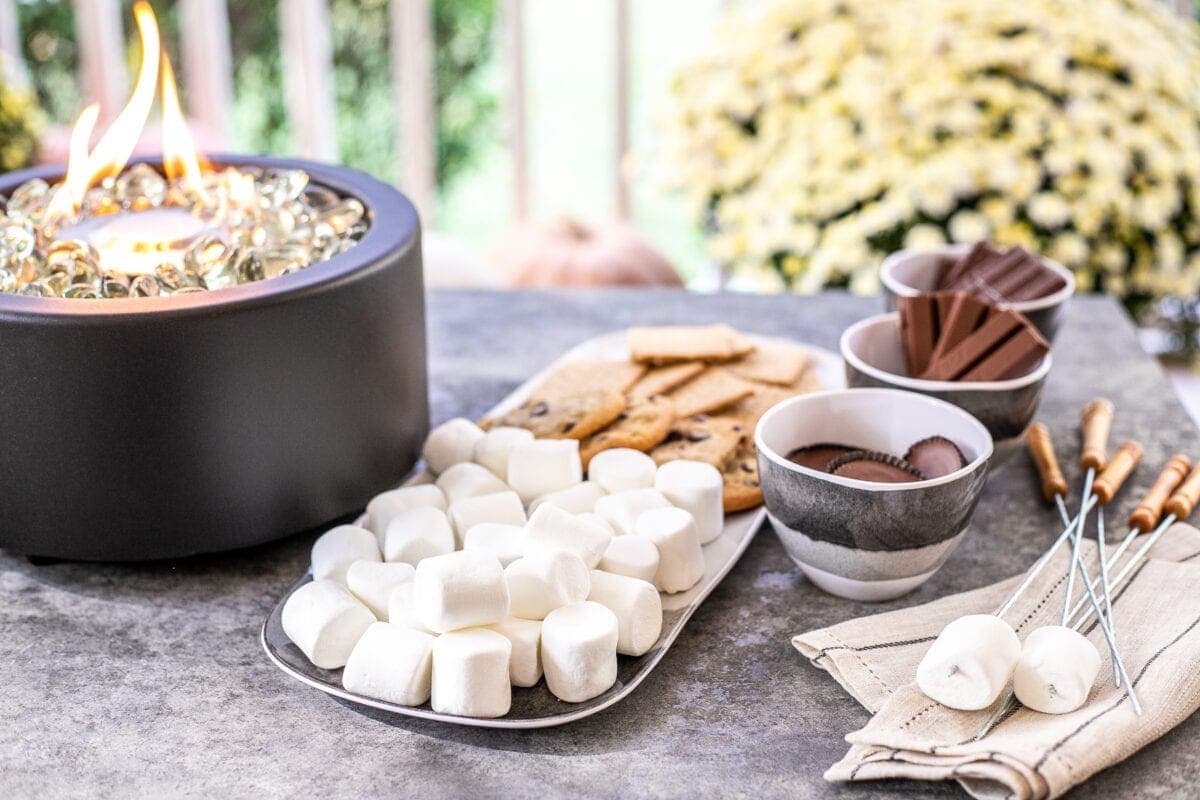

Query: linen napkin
(793, 522), (1200, 800)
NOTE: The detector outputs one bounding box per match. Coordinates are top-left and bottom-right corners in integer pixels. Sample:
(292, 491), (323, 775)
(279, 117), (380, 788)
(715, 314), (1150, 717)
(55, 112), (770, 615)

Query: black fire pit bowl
(0, 156), (429, 560)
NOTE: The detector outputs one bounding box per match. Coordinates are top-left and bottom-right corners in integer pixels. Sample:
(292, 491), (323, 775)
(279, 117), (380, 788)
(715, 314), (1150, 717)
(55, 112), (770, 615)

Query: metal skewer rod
(1064, 400), (1115, 624)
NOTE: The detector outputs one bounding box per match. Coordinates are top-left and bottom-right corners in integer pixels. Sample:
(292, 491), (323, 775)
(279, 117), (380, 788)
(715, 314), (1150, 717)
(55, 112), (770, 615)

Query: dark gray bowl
(879, 244), (1074, 341)
(840, 312), (1050, 465)
(755, 388), (992, 601)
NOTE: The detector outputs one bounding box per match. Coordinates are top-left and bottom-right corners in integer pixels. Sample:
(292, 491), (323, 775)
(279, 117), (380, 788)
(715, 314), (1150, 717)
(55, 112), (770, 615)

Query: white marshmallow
(463, 522), (525, 567)
(594, 488), (671, 536)
(599, 535), (660, 584)
(346, 560), (415, 620)
(507, 439), (582, 503)
(579, 512), (615, 534)
(381, 506), (456, 566)
(541, 601), (619, 703)
(386, 581), (436, 634)
(414, 550), (510, 633)
(473, 426), (534, 478)
(916, 615), (1021, 710)
(486, 617), (544, 688)
(586, 570), (662, 656)
(342, 622), (435, 706)
(431, 628), (512, 718)
(1013, 625), (1102, 714)
(281, 579), (376, 669)
(423, 418), (485, 475)
(655, 460), (724, 545)
(528, 481), (606, 515)
(311, 524), (380, 584)
(366, 484), (447, 539)
(435, 462), (510, 505)
(588, 448), (657, 494)
(504, 549), (591, 620)
(448, 490), (527, 546)
(635, 507), (705, 593)
(521, 504), (613, 568)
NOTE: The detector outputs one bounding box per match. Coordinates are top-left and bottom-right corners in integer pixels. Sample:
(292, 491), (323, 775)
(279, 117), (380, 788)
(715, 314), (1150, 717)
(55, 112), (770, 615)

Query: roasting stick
(1089, 441), (1143, 685)
(1064, 400), (1115, 624)
(976, 458), (1197, 740)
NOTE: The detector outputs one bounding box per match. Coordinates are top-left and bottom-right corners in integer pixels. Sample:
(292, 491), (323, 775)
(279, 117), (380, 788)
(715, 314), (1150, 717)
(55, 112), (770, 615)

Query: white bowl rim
(840, 311), (1053, 393)
(754, 387), (994, 492)
(879, 244), (1076, 313)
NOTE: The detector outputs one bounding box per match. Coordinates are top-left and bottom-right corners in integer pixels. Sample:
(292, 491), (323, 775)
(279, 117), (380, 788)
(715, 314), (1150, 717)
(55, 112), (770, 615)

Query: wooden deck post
(503, 0), (529, 221)
(72, 0), (127, 123)
(279, 0), (338, 161)
(179, 0), (235, 145)
(391, 0), (437, 223)
(0, 0), (29, 87)
(614, 0), (631, 220)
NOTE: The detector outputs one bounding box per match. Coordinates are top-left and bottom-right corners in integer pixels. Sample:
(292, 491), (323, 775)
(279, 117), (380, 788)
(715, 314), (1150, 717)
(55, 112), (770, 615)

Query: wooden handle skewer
(1026, 423), (1067, 502)
(1080, 399), (1115, 471)
(1129, 455), (1192, 532)
(1092, 441), (1143, 505)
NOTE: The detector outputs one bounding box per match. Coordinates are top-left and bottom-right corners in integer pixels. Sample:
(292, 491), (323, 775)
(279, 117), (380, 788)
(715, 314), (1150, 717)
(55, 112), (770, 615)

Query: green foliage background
(13, 0), (495, 188)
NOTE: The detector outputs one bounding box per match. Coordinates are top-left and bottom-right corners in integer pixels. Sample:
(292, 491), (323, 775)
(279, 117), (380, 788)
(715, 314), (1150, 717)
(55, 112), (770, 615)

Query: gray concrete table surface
(3, 290), (1198, 799)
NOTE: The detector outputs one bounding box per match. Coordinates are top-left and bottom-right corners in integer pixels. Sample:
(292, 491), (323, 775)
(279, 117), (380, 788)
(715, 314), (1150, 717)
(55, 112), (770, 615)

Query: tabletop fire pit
(0, 4), (427, 560)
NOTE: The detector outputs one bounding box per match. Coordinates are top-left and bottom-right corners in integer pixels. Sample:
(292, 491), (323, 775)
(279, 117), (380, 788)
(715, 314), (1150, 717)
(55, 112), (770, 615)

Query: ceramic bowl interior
(879, 244), (1075, 314)
(840, 312), (1052, 395)
(756, 388), (992, 490)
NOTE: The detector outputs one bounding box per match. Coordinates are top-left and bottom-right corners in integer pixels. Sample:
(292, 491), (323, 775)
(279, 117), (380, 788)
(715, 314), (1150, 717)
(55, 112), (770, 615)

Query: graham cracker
(628, 324), (755, 365)
(668, 366), (758, 418)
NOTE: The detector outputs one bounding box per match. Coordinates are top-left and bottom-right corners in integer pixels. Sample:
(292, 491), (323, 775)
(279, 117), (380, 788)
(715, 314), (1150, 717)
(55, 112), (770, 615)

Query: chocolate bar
(921, 307), (1048, 381)
(928, 293), (988, 366)
(936, 242), (1066, 304)
(898, 295), (940, 376)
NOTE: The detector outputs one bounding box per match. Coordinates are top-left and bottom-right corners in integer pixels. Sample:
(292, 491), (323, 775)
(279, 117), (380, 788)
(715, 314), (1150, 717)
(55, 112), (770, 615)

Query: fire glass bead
(5, 179), (50, 219)
(0, 268), (15, 293)
(115, 163), (168, 208)
(130, 275), (161, 297)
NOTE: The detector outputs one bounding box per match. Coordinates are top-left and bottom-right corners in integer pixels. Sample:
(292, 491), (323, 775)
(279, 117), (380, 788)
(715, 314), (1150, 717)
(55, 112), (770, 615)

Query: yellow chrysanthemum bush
(0, 78), (43, 174)
(661, 0), (1200, 306)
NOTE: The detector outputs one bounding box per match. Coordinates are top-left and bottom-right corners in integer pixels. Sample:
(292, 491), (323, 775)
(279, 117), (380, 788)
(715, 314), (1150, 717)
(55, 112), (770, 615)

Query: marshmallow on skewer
(486, 617), (544, 688)
(504, 549), (591, 620)
(435, 462), (510, 505)
(594, 488), (672, 536)
(423, 418), (485, 475)
(312, 524), (380, 584)
(386, 582), (436, 634)
(588, 448), (657, 494)
(448, 490), (527, 546)
(635, 507), (705, 594)
(507, 439), (582, 503)
(521, 504), (613, 568)
(366, 484), (447, 540)
(473, 426), (534, 478)
(281, 579), (376, 669)
(916, 614), (1021, 710)
(431, 628), (513, 718)
(462, 522), (524, 567)
(342, 622), (435, 706)
(346, 560), (415, 619)
(414, 550), (510, 633)
(599, 535), (660, 583)
(587, 570), (662, 656)
(528, 481), (605, 516)
(655, 460), (724, 545)
(541, 601), (620, 703)
(1013, 625), (1102, 714)
(381, 506), (455, 566)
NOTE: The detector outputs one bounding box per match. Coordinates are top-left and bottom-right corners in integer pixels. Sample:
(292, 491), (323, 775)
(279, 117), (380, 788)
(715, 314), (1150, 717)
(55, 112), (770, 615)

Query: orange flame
(50, 1), (211, 217)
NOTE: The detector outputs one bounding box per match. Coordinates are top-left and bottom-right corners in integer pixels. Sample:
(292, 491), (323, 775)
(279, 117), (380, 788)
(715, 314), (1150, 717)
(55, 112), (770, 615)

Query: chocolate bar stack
(937, 242), (1067, 303)
(899, 292), (1049, 381)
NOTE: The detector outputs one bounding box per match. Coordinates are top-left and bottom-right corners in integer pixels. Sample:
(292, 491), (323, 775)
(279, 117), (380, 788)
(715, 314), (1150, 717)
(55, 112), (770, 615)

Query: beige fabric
(793, 523), (1200, 800)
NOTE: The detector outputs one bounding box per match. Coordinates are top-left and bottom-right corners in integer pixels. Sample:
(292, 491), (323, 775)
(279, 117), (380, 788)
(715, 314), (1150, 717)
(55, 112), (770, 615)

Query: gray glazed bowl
(840, 312), (1050, 465)
(756, 388), (992, 601)
(879, 244), (1074, 341)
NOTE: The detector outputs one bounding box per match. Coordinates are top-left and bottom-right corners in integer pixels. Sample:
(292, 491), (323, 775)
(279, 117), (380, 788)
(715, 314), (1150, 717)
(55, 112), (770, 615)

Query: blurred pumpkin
(494, 217), (682, 287)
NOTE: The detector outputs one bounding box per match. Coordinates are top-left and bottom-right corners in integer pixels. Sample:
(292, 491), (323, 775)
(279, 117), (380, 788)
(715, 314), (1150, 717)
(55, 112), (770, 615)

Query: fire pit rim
(0, 154), (417, 320)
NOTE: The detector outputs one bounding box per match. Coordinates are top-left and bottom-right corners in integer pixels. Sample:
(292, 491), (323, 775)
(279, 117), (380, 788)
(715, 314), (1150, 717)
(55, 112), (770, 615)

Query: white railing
(0, 0), (1191, 226)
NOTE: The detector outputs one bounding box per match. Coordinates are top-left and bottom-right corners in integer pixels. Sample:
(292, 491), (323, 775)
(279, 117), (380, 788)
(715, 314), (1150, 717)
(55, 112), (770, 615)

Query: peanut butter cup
(785, 443), (857, 472)
(903, 436), (967, 479)
(828, 451), (925, 483)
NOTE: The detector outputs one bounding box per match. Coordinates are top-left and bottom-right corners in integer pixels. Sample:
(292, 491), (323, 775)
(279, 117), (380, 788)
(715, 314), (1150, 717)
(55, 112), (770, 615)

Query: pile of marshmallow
(281, 417), (725, 718)
(917, 615), (1100, 714)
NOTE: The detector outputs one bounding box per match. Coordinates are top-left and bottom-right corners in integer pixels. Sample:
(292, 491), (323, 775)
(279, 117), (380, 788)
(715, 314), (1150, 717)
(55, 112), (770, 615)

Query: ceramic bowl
(756, 388), (992, 602)
(840, 312), (1050, 464)
(879, 244), (1074, 341)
